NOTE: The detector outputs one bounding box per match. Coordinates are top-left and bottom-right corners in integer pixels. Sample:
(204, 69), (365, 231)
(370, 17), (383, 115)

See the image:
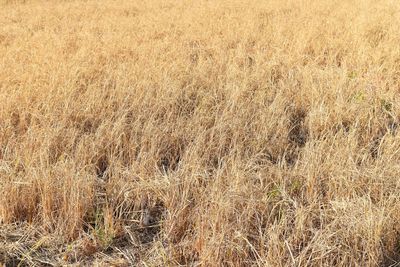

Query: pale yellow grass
(1, 0), (400, 266)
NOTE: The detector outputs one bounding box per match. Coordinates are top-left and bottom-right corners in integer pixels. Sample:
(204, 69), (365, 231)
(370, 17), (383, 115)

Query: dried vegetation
(1, 0), (400, 265)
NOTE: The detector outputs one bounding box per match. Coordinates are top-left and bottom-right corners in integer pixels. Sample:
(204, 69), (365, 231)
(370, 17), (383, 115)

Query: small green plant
(290, 179), (302, 193)
(92, 208), (114, 249)
(380, 98), (393, 113)
(350, 91), (365, 102)
(268, 185), (281, 199)
(347, 71), (357, 80)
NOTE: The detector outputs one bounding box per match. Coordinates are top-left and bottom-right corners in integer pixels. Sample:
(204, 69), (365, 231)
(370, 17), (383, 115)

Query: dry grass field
(1, 0), (400, 265)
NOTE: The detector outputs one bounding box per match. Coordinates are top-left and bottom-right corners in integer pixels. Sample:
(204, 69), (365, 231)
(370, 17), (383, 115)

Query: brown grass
(1, 0), (400, 265)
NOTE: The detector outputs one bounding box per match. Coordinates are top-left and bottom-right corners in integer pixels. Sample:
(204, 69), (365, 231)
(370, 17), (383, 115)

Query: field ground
(1, 0), (400, 266)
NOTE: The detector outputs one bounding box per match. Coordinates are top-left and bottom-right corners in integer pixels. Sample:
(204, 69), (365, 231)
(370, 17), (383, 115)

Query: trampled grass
(1, 0), (400, 265)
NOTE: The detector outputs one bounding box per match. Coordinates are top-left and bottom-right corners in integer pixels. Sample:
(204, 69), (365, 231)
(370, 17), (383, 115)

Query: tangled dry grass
(1, 0), (400, 265)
